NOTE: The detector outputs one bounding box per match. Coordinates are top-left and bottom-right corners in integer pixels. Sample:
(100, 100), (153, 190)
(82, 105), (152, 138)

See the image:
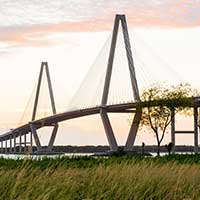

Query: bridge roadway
(0, 96), (199, 142)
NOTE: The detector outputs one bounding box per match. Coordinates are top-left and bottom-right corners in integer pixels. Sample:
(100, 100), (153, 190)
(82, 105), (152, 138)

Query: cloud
(0, 0), (200, 52)
(1, 0), (200, 28)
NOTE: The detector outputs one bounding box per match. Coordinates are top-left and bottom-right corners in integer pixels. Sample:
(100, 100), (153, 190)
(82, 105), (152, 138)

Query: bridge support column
(3, 141), (5, 154)
(124, 109), (142, 151)
(171, 107), (175, 154)
(30, 132), (33, 153)
(13, 135), (16, 153)
(24, 134), (27, 153)
(48, 124), (59, 151)
(3, 141), (4, 154)
(100, 109), (118, 151)
(5, 140), (7, 154)
(2, 141), (4, 154)
(19, 133), (22, 153)
(10, 136), (12, 153)
(1, 141), (2, 154)
(30, 123), (42, 152)
(194, 107), (198, 153)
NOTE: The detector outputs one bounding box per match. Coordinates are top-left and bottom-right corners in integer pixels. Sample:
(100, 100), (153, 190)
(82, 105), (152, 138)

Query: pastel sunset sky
(0, 0), (200, 146)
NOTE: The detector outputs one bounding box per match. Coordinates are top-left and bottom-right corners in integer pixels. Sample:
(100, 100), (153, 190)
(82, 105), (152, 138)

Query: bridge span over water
(0, 14), (200, 154)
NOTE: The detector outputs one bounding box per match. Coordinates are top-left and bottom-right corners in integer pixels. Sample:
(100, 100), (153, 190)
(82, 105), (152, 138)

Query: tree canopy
(139, 83), (196, 156)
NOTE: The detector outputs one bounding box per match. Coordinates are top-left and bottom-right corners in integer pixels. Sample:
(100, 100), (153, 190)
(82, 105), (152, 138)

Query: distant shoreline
(51, 145), (198, 153)
(1, 145), (198, 154)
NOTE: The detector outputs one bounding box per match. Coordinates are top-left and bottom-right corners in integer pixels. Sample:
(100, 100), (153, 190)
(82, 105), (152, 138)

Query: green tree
(140, 83), (194, 156)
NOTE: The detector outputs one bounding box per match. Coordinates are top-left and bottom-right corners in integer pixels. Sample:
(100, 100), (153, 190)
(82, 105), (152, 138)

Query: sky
(0, 0), (200, 146)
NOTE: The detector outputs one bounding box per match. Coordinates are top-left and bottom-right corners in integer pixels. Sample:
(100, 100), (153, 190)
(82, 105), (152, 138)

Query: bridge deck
(0, 97), (199, 142)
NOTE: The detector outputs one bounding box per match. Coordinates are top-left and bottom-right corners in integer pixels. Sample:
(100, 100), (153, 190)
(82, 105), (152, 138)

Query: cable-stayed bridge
(0, 14), (200, 154)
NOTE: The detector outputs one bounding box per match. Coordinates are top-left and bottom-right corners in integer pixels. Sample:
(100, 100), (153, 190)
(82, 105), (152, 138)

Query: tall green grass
(1, 155), (200, 199)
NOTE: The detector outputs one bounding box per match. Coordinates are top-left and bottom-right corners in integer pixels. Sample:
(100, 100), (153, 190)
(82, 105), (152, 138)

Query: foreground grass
(1, 155), (200, 199)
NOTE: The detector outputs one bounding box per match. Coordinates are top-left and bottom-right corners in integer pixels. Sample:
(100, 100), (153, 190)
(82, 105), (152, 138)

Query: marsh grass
(1, 155), (200, 199)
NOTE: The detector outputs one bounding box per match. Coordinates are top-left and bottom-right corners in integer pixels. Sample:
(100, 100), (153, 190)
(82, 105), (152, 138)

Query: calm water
(0, 152), (194, 159)
(0, 153), (94, 160)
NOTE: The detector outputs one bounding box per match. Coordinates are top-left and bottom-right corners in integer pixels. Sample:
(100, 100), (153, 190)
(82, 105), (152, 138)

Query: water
(0, 151), (195, 160)
(0, 153), (94, 160)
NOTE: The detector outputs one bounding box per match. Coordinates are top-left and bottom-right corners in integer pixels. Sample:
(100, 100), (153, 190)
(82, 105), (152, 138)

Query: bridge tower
(30, 62), (58, 152)
(101, 14), (141, 152)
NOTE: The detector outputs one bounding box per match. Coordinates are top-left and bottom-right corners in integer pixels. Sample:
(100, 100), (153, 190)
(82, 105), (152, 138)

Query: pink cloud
(0, 0), (200, 51)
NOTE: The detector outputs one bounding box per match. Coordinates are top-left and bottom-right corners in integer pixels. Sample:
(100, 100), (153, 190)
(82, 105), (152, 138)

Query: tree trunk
(155, 131), (160, 156)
